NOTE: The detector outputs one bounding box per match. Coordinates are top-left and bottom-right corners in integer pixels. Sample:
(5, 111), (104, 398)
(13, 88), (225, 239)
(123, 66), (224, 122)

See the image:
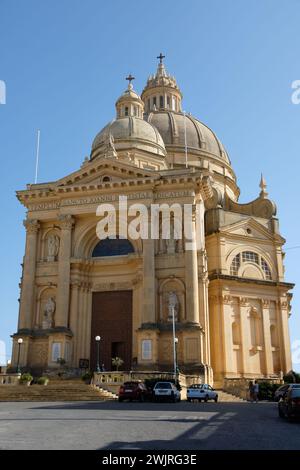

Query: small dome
(91, 116), (166, 159)
(146, 110), (230, 164)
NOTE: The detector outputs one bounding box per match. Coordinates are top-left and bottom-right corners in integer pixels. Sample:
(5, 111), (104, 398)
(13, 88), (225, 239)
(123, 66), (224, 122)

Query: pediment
(220, 217), (285, 243)
(55, 157), (159, 188)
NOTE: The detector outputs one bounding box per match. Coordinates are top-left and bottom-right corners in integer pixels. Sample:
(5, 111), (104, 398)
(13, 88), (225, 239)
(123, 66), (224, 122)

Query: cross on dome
(157, 53), (165, 64)
(126, 74), (135, 85)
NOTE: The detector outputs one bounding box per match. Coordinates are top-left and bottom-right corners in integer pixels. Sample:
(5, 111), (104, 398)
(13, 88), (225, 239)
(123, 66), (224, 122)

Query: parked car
(153, 381), (181, 402)
(118, 381), (151, 402)
(275, 383), (300, 401)
(187, 384), (218, 402)
(278, 384), (300, 419)
(274, 384), (290, 402)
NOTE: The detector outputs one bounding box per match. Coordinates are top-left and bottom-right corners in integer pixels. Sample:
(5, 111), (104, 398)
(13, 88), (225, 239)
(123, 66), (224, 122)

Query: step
(216, 390), (246, 402)
(0, 383), (117, 402)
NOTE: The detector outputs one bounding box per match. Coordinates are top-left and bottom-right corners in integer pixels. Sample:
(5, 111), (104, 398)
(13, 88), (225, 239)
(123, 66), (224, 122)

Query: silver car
(187, 384), (218, 402)
(153, 382), (181, 402)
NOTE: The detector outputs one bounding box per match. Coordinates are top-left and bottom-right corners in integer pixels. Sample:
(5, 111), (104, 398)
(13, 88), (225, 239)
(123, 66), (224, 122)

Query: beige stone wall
(13, 156), (293, 389)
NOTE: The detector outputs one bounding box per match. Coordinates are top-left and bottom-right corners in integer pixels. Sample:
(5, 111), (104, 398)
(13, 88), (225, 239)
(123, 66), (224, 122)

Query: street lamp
(168, 292), (179, 379)
(95, 336), (101, 373)
(174, 337), (179, 376)
(16, 338), (23, 374)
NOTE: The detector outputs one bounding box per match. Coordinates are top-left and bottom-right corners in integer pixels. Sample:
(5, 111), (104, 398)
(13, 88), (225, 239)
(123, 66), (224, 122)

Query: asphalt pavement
(0, 400), (299, 450)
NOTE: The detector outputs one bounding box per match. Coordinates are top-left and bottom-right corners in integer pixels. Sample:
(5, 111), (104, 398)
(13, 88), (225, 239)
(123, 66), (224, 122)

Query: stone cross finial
(126, 74), (135, 89)
(259, 173), (268, 198)
(157, 53), (165, 64)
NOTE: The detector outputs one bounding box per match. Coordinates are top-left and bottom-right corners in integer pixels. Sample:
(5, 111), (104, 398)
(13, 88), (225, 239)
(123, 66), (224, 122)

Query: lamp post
(171, 305), (177, 379)
(95, 336), (101, 373)
(16, 338), (23, 374)
(174, 337), (179, 376)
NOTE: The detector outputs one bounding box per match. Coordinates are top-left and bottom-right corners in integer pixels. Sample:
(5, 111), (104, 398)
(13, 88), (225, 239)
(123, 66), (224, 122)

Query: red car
(118, 381), (151, 402)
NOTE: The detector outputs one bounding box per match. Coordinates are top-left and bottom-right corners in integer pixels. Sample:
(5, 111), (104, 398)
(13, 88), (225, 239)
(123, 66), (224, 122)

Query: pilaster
(55, 215), (74, 328)
(19, 219), (40, 330)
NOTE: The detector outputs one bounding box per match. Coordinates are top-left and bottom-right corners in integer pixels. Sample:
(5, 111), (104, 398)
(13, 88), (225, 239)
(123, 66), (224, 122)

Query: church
(12, 55), (294, 387)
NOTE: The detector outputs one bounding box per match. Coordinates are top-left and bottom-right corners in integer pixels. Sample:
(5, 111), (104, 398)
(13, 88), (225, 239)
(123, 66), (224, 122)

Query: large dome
(146, 110), (230, 164)
(91, 116), (166, 159)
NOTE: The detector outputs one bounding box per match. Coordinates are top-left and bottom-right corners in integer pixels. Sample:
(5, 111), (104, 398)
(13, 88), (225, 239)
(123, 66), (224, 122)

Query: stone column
(142, 238), (156, 323)
(222, 294), (234, 374)
(184, 211), (199, 323)
(69, 282), (80, 365)
(55, 215), (74, 328)
(198, 276), (210, 364)
(198, 248), (210, 364)
(239, 297), (250, 375)
(19, 219), (40, 330)
(261, 299), (273, 375)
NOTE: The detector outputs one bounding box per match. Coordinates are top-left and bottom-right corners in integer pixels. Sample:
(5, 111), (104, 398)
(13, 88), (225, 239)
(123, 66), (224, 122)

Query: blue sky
(0, 0), (299, 369)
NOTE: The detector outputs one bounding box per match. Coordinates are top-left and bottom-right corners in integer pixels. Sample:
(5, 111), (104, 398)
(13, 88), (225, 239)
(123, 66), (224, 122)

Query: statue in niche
(105, 132), (117, 158)
(47, 234), (59, 261)
(167, 291), (179, 322)
(42, 297), (56, 329)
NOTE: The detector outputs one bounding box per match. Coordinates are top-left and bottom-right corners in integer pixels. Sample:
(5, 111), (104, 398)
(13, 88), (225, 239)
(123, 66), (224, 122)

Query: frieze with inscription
(28, 190), (195, 211)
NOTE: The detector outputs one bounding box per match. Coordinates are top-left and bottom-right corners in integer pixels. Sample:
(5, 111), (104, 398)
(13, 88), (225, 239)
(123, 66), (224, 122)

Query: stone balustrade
(0, 373), (21, 385)
(92, 370), (203, 398)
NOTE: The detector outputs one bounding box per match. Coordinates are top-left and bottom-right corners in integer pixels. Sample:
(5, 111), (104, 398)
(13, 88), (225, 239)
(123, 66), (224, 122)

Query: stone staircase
(216, 390), (246, 402)
(0, 380), (118, 402)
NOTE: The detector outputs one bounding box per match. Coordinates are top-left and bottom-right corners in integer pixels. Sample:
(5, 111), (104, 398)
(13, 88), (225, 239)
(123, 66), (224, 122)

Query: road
(0, 400), (299, 450)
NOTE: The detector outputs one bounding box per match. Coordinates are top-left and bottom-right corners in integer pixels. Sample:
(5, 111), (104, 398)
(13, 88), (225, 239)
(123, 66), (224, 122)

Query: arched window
(261, 258), (272, 280)
(92, 238), (134, 257)
(125, 106), (129, 116)
(230, 254), (241, 276)
(230, 251), (272, 280)
(160, 95), (164, 108)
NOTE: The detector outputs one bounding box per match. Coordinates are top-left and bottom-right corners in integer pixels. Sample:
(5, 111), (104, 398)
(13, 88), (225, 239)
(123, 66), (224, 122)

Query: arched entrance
(90, 290), (133, 371)
(90, 238), (135, 371)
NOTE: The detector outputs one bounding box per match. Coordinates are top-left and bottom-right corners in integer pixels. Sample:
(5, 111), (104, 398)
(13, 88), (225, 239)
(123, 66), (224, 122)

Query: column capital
(239, 297), (248, 307)
(58, 214), (75, 230)
(23, 219), (40, 233)
(261, 299), (270, 309)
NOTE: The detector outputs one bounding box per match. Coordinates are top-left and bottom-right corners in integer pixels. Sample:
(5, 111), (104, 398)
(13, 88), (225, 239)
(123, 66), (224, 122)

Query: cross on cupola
(115, 73), (144, 119)
(157, 53), (165, 64)
(126, 74), (135, 86)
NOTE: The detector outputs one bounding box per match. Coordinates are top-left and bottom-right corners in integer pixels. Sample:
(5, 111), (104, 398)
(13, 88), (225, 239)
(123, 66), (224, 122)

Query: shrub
(56, 357), (66, 366)
(283, 371), (300, 384)
(257, 381), (279, 401)
(81, 372), (93, 383)
(37, 376), (49, 385)
(20, 373), (33, 384)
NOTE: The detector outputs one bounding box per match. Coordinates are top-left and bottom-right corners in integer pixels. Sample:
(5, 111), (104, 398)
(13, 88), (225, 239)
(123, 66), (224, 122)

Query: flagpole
(34, 129), (40, 184)
(183, 111), (188, 168)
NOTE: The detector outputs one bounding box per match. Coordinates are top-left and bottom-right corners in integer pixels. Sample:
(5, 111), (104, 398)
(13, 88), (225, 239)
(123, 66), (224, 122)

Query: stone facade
(12, 57), (294, 386)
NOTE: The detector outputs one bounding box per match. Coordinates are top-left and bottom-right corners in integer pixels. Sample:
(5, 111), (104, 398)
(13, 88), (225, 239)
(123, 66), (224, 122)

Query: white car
(153, 381), (181, 402)
(187, 384), (218, 402)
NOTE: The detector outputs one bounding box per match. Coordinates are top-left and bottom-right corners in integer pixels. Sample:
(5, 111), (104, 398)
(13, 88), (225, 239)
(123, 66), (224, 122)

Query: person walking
(248, 380), (254, 402)
(253, 380), (259, 403)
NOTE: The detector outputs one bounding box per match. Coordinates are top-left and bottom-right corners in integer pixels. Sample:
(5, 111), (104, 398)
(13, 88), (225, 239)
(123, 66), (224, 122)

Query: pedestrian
(253, 380), (259, 403)
(248, 380), (254, 402)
